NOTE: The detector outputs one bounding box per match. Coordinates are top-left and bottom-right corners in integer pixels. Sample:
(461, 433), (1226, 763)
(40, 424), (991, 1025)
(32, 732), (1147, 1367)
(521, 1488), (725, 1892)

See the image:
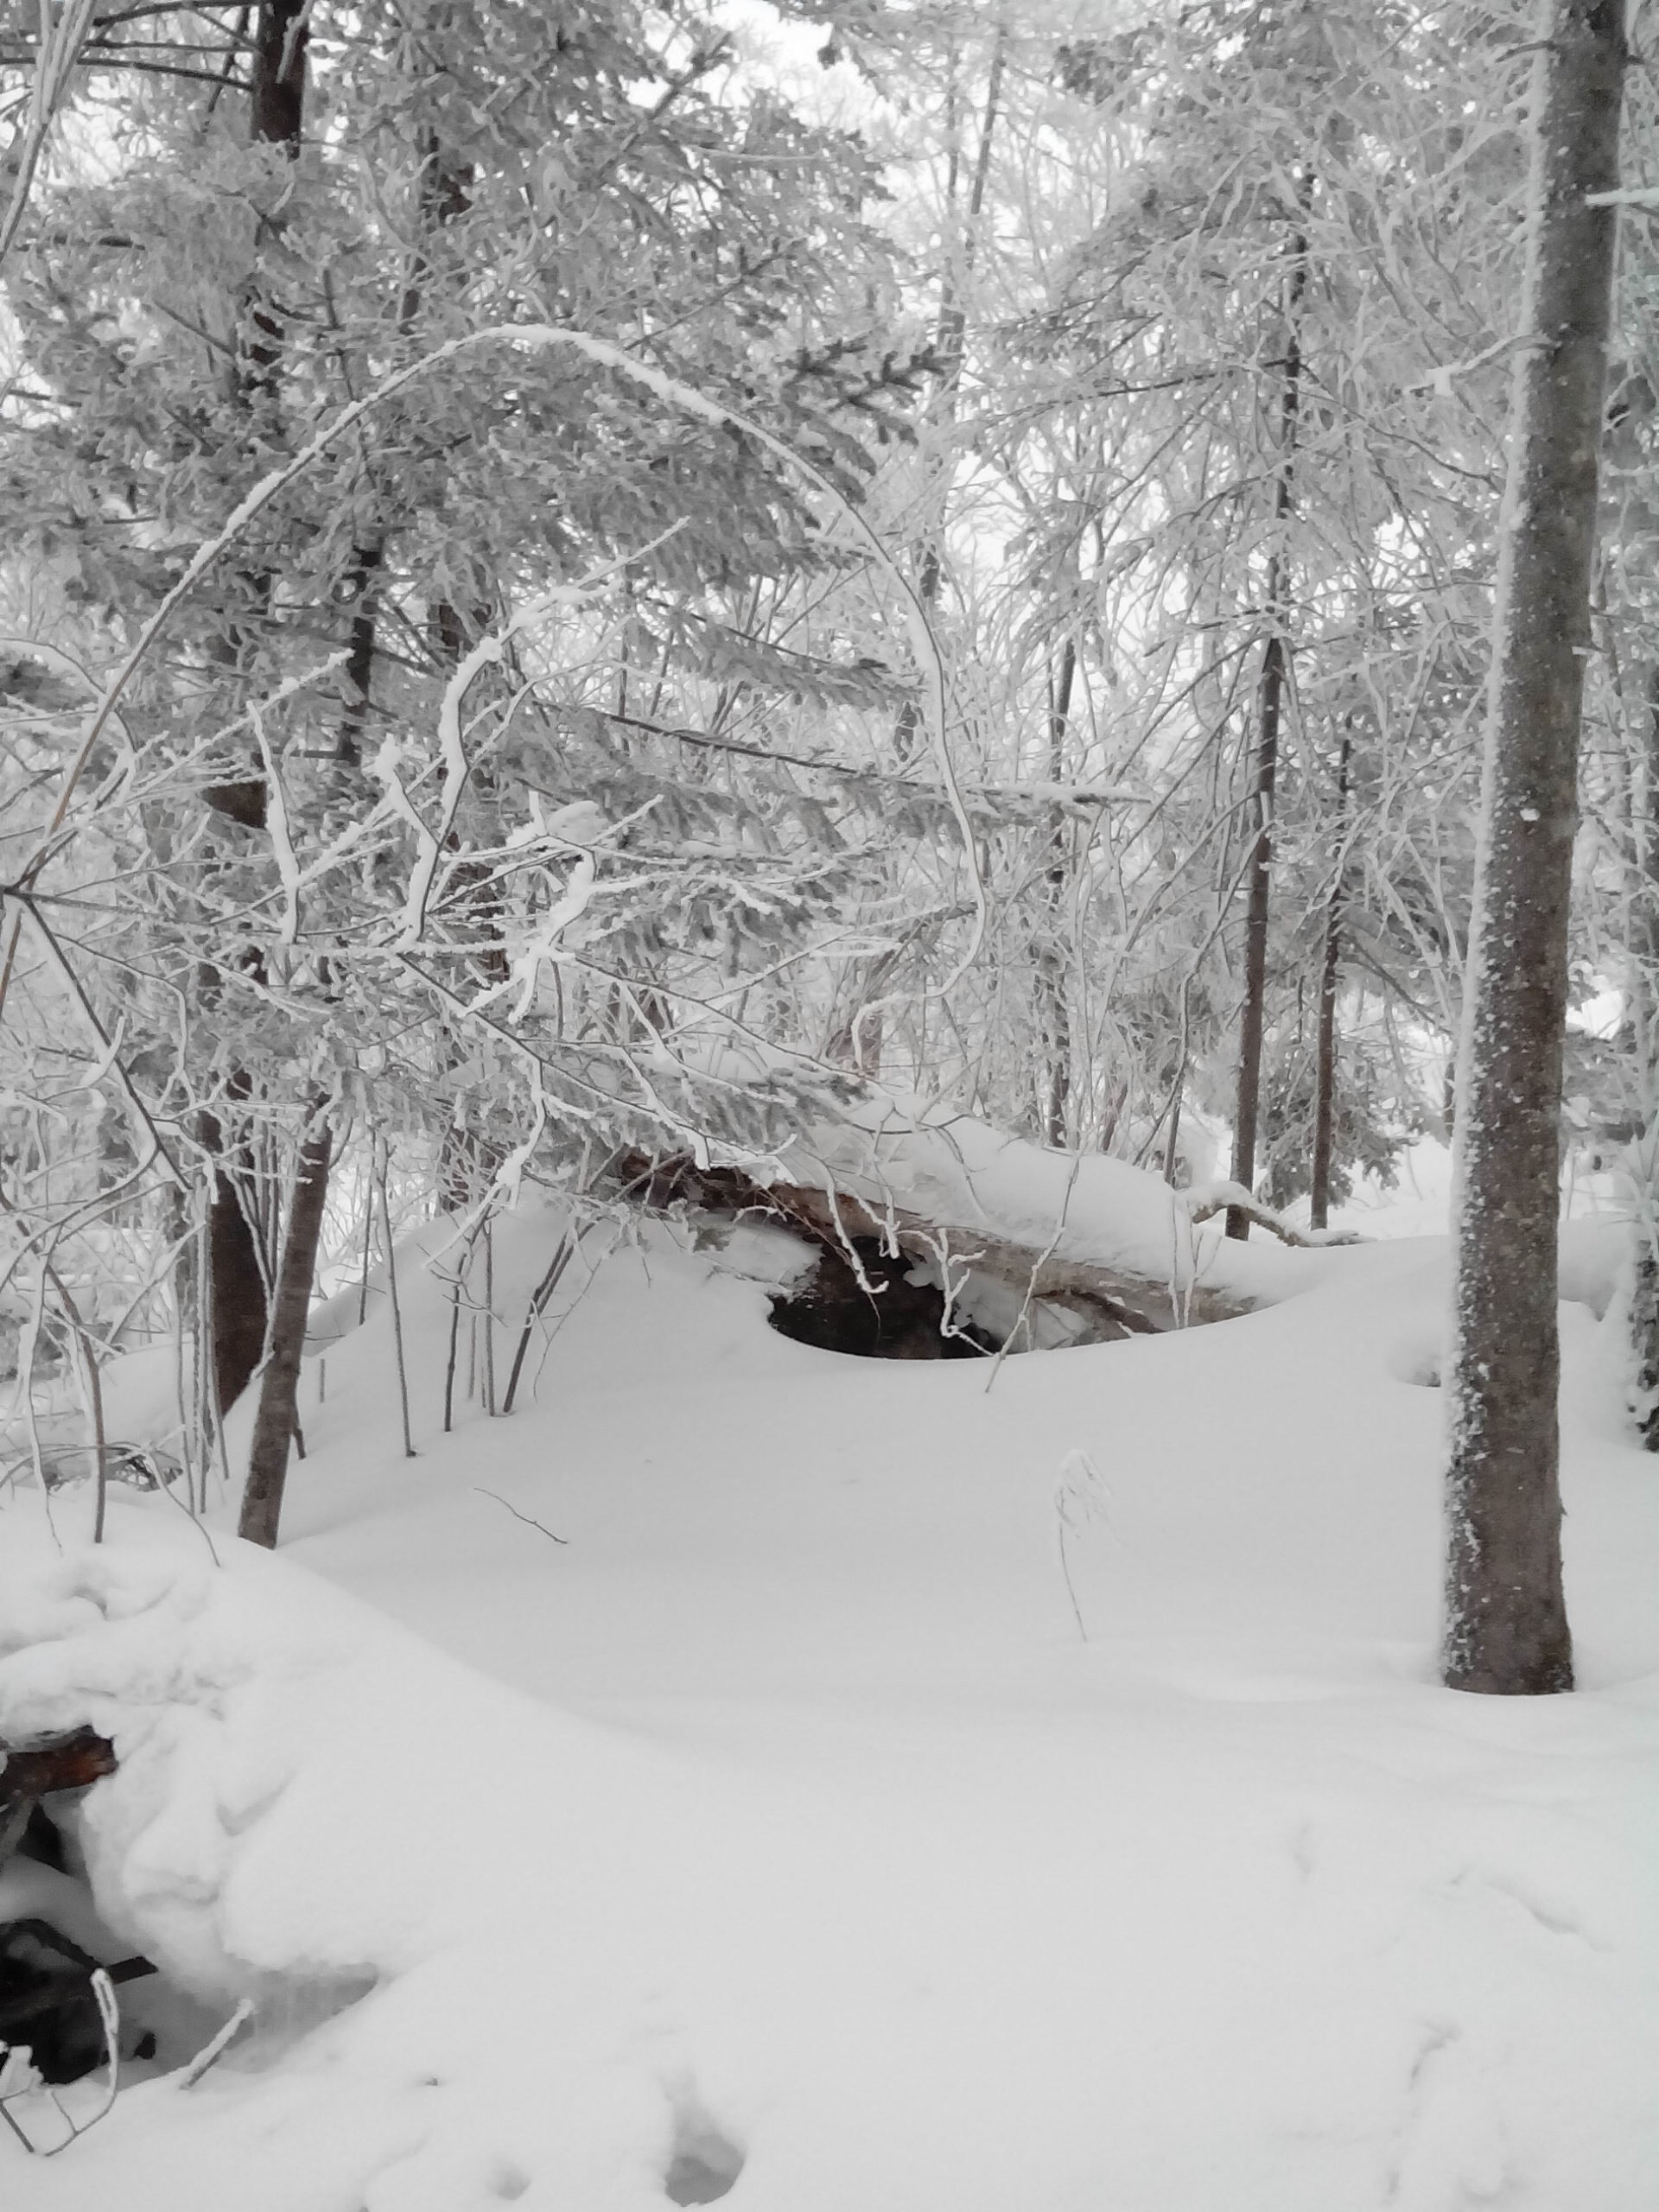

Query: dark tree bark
(1443, 0), (1626, 1696)
(199, 5), (315, 1392)
(200, 1085), (267, 1415)
(1227, 185), (1309, 1239)
(1309, 730), (1351, 1230)
(249, 0), (308, 149)
(239, 1105), (334, 1548)
(0, 1728), (118, 1815)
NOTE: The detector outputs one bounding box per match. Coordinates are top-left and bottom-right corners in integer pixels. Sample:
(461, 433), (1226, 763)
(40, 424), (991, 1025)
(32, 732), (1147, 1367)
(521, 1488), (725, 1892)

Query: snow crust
(3, 1190), (1656, 2209)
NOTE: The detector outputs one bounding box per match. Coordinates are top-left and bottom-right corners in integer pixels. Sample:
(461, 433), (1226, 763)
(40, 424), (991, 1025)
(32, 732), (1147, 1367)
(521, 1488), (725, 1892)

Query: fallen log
(0, 1730), (162, 2092)
(1, 1728), (119, 1871)
(615, 1154), (1249, 1336)
(0, 1729), (118, 1812)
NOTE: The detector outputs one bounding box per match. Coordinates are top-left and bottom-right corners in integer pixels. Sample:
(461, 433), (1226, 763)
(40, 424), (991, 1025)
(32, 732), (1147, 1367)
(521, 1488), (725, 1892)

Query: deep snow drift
(2, 1153), (1656, 2210)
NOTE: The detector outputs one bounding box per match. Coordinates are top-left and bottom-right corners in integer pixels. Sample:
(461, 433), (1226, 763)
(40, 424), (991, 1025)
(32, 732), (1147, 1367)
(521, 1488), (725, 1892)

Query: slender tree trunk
(893, 29), (1005, 762)
(239, 1105), (333, 1548)
(204, 0), (309, 829)
(1039, 638), (1077, 1146)
(1309, 731), (1351, 1230)
(1444, 0), (1624, 1696)
(199, 4), (310, 1393)
(1227, 189), (1309, 1238)
(1228, 619), (1291, 1235)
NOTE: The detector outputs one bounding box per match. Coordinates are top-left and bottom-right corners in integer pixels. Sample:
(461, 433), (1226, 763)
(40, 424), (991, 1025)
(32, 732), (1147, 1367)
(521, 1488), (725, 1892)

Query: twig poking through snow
(176, 1998), (254, 2089)
(375, 1139), (416, 1459)
(475, 1488), (569, 1543)
(1053, 1449), (1114, 1643)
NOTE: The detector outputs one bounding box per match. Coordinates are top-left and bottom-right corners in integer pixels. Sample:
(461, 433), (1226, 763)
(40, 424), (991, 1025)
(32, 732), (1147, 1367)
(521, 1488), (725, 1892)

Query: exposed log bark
(0, 1728), (118, 1813)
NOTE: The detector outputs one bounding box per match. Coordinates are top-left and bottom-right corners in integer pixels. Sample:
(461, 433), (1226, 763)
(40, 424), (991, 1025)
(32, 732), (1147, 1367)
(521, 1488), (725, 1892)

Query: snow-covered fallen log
(626, 1155), (1245, 1335)
(625, 1088), (1362, 1343)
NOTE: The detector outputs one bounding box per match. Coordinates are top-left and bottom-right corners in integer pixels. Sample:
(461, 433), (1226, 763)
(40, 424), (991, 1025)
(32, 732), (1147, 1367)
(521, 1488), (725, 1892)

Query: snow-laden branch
(1178, 1181), (1360, 1249)
(0, 0), (100, 272)
(14, 323), (972, 935)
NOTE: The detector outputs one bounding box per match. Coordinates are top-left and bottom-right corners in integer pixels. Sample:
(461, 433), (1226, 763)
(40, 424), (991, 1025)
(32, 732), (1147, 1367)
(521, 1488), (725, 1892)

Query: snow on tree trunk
(239, 1107), (334, 1550)
(1628, 667), (1659, 1444)
(1444, 0), (1625, 1696)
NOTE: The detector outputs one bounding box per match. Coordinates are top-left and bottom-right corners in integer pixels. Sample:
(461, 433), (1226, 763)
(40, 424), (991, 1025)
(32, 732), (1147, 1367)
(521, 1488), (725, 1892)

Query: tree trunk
(1227, 188), (1309, 1238)
(204, 0), (310, 828)
(239, 1105), (334, 1548)
(1443, 0), (1625, 1696)
(1039, 637), (1077, 1146)
(892, 29), (1005, 763)
(200, 5), (311, 1388)
(249, 0), (308, 149)
(1309, 731), (1351, 1230)
(201, 1088), (267, 1415)
(1628, 666), (1659, 1444)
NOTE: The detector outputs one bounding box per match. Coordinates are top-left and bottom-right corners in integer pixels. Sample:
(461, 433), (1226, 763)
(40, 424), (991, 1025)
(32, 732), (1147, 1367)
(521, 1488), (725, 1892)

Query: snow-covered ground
(3, 1158), (1656, 2210)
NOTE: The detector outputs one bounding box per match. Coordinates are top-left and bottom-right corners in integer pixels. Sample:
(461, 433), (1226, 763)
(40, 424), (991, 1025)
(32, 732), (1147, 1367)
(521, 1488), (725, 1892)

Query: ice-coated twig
(176, 1997), (254, 2089)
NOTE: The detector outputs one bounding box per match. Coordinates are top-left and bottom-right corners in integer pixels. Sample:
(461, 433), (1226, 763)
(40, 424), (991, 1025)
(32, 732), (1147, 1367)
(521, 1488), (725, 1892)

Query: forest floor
(2, 1143), (1656, 2210)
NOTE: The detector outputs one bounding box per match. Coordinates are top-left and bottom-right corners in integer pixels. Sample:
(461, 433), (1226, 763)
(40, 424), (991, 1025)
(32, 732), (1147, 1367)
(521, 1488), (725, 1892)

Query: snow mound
(0, 1522), (747, 2210)
(4, 1188), (1657, 2209)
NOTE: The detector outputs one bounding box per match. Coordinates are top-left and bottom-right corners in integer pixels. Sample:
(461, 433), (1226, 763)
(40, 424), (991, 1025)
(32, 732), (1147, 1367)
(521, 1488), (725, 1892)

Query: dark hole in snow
(767, 1236), (999, 1361)
(0, 1803), (220, 2086)
(0, 1917), (156, 2083)
(664, 2111), (746, 2205)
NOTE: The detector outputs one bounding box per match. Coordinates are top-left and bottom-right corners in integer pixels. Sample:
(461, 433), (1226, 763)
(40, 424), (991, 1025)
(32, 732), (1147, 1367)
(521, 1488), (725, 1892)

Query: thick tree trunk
(1443, 0), (1624, 1695)
(1227, 194), (1309, 1238)
(1629, 667), (1659, 1444)
(239, 1106), (334, 1548)
(1309, 732), (1351, 1230)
